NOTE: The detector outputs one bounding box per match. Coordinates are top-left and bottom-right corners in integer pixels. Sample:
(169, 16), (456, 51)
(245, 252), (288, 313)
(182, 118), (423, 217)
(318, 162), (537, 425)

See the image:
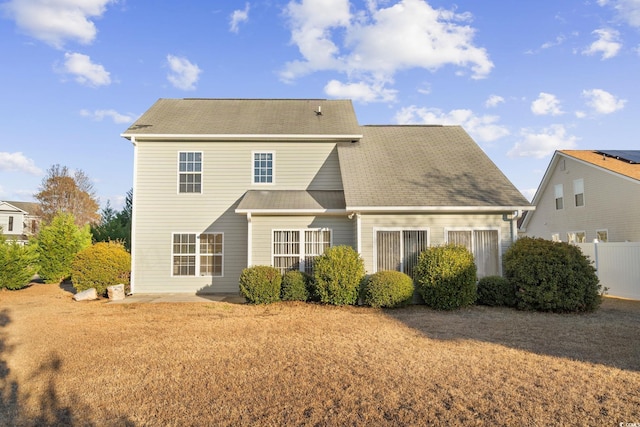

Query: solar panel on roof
(597, 150), (640, 164)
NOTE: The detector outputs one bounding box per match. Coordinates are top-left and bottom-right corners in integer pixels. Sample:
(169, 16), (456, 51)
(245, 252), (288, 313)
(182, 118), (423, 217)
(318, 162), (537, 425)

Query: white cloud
(62, 52), (111, 87)
(324, 79), (397, 103)
(598, 0), (640, 28)
(394, 106), (509, 143)
(582, 88), (626, 114)
(531, 92), (563, 116)
(281, 0), (493, 94)
(0, 152), (42, 175)
(2, 0), (116, 49)
(508, 125), (578, 159)
(166, 55), (202, 90)
(230, 3), (250, 33)
(485, 95), (505, 108)
(80, 109), (136, 124)
(582, 28), (622, 59)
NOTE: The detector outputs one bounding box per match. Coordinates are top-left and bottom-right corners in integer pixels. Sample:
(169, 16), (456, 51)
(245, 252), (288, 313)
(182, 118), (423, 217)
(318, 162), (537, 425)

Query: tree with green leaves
(0, 232), (37, 290)
(34, 212), (92, 283)
(35, 164), (100, 227)
(91, 189), (132, 250)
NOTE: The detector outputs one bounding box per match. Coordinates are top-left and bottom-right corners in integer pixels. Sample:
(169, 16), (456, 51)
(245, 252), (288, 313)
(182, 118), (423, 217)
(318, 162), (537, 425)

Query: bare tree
(35, 164), (100, 226)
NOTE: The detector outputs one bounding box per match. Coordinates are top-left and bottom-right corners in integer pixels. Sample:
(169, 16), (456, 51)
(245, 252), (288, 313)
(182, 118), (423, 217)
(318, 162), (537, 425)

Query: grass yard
(0, 284), (639, 426)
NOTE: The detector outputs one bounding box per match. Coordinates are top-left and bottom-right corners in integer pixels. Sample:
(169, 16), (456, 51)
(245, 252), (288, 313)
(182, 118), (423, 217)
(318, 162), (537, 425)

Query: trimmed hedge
(313, 245), (365, 305)
(71, 241), (131, 297)
(239, 265), (282, 304)
(360, 270), (414, 308)
(477, 275), (516, 307)
(281, 270), (310, 302)
(503, 237), (601, 313)
(414, 244), (477, 310)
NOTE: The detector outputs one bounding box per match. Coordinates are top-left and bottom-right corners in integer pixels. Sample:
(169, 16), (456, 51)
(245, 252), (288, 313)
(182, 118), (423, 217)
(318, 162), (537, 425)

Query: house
(0, 201), (40, 244)
(520, 150), (640, 243)
(122, 98), (532, 294)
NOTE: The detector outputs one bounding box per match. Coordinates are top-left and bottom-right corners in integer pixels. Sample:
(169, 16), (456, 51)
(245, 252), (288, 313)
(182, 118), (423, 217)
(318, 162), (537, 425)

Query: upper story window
(178, 152), (202, 193)
(253, 152), (274, 184)
(554, 184), (563, 210)
(573, 179), (584, 207)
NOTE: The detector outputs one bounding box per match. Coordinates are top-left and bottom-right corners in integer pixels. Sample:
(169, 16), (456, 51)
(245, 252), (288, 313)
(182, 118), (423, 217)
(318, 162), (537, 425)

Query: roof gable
(337, 126), (531, 210)
(122, 98), (362, 140)
(561, 150), (640, 181)
(0, 201), (36, 214)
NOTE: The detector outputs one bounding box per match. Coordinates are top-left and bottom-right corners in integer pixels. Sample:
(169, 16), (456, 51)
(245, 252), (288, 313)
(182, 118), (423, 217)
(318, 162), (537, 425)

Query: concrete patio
(108, 293), (246, 304)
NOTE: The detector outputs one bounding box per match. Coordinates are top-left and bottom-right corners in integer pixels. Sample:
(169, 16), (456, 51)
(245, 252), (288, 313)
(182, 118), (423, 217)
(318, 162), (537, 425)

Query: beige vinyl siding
(249, 215), (355, 267)
(132, 140), (343, 293)
(526, 156), (640, 242)
(359, 213), (514, 274)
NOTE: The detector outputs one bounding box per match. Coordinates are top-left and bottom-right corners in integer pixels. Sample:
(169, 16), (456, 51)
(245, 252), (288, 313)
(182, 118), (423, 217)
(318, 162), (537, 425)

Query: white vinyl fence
(576, 242), (640, 300)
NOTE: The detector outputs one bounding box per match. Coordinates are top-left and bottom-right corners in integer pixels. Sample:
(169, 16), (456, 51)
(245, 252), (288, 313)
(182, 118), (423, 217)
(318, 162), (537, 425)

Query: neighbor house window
(8, 216), (13, 232)
(573, 179), (584, 207)
(253, 152), (274, 184)
(172, 232), (223, 277)
(551, 233), (561, 242)
(178, 152), (202, 193)
(273, 229), (331, 275)
(567, 231), (586, 244)
(375, 229), (429, 279)
(596, 230), (608, 242)
(447, 229), (500, 278)
(554, 184), (563, 210)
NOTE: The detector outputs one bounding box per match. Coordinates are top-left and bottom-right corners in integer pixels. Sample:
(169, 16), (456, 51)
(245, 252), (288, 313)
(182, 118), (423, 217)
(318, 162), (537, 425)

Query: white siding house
(0, 201), (39, 244)
(122, 99), (532, 294)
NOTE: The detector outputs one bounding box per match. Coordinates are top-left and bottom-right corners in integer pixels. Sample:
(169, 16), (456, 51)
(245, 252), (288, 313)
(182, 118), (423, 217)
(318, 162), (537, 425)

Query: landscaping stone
(107, 284), (126, 301)
(73, 288), (97, 301)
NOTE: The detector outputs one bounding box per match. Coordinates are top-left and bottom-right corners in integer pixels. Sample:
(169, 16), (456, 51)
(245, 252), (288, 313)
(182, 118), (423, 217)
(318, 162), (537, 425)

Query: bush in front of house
(313, 245), (365, 305)
(239, 265), (282, 304)
(476, 275), (516, 307)
(281, 270), (310, 302)
(0, 237), (37, 290)
(360, 270), (414, 308)
(414, 244), (477, 310)
(503, 237), (601, 313)
(71, 241), (131, 297)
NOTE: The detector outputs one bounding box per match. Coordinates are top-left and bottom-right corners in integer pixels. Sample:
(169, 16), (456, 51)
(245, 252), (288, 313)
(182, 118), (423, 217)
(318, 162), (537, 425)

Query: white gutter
(346, 206), (535, 213)
(235, 208), (346, 215)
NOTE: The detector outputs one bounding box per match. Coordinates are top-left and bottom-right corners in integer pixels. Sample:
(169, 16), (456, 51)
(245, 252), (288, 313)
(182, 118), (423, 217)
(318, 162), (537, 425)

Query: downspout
(246, 213), (252, 267)
(129, 136), (138, 295)
(356, 213), (362, 255)
(511, 210), (523, 243)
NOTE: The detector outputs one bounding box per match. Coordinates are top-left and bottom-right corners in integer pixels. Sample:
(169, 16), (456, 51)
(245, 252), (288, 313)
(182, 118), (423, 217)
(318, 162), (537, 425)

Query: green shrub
(281, 270), (310, 302)
(71, 241), (131, 297)
(477, 275), (516, 307)
(239, 265), (282, 304)
(35, 213), (92, 283)
(360, 270), (414, 308)
(313, 245), (365, 305)
(503, 237), (601, 313)
(414, 244), (477, 310)
(0, 238), (37, 290)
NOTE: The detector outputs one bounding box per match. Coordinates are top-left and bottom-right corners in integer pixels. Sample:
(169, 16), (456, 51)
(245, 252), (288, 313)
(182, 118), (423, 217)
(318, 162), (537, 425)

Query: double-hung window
(554, 184), (563, 210)
(375, 229), (429, 279)
(172, 232), (223, 277)
(253, 152), (274, 184)
(573, 179), (584, 207)
(178, 152), (202, 193)
(273, 229), (331, 274)
(8, 216), (13, 232)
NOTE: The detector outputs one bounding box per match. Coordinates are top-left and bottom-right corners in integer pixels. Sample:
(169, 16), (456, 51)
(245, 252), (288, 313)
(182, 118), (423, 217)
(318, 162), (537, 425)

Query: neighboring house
(0, 201), (40, 244)
(520, 150), (640, 243)
(122, 98), (532, 294)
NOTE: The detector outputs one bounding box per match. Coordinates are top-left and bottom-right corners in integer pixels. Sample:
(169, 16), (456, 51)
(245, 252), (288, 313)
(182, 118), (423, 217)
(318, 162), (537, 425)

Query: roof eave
(121, 133), (363, 142)
(235, 208), (347, 215)
(346, 206), (535, 213)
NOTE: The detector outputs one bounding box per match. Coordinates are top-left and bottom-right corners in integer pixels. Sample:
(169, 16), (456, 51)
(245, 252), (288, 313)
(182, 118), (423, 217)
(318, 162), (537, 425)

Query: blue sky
(1, 0), (638, 209)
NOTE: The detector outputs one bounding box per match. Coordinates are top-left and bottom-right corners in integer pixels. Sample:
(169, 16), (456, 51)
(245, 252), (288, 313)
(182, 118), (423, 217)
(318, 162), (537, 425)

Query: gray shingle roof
(236, 190), (345, 213)
(2, 201), (38, 214)
(337, 126), (531, 209)
(123, 98), (362, 138)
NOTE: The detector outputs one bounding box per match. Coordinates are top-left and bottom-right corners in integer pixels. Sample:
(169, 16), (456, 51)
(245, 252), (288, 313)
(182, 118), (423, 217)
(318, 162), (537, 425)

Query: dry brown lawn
(0, 283), (639, 426)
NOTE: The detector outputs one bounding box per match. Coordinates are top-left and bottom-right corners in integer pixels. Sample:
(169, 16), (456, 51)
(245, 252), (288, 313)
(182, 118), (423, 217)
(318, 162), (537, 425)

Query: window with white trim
(8, 216), (13, 232)
(273, 229), (331, 275)
(573, 179), (584, 207)
(554, 184), (563, 210)
(447, 229), (499, 278)
(172, 232), (223, 277)
(551, 233), (561, 242)
(178, 152), (202, 193)
(375, 229), (429, 279)
(596, 229), (608, 242)
(253, 152), (274, 184)
(567, 231), (586, 244)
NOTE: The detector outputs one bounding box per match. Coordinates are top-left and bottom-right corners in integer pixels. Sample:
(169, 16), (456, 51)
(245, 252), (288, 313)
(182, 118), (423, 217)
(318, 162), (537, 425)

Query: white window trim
(372, 227), (430, 273)
(551, 233), (561, 242)
(573, 178), (585, 208)
(271, 228), (332, 273)
(554, 184), (564, 210)
(251, 151), (275, 185)
(596, 229), (608, 243)
(171, 232), (224, 278)
(177, 151), (203, 194)
(567, 230), (586, 244)
(444, 227), (502, 275)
